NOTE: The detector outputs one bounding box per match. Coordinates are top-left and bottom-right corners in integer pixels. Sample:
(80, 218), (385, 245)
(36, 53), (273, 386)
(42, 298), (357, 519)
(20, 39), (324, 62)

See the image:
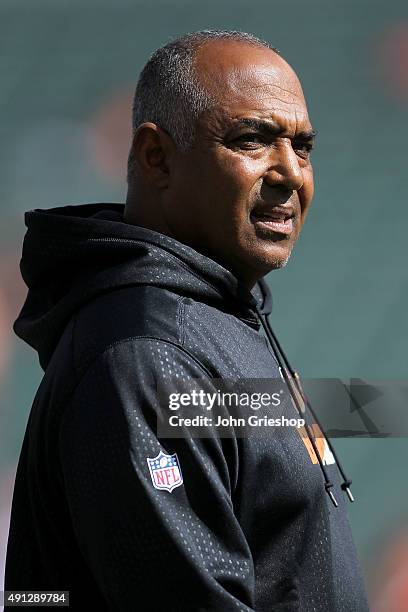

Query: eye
(293, 141), (314, 159)
(233, 133), (266, 147)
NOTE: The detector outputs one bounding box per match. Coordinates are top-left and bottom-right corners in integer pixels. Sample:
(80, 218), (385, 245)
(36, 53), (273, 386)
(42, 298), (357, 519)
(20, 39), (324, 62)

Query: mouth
(250, 207), (295, 236)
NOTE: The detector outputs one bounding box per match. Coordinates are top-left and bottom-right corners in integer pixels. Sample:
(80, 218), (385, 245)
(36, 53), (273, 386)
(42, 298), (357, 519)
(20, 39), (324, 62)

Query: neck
(125, 193), (259, 291)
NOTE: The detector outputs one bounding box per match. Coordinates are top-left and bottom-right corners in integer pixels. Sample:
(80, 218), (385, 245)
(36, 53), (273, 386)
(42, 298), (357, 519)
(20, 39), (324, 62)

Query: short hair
(127, 30), (279, 181)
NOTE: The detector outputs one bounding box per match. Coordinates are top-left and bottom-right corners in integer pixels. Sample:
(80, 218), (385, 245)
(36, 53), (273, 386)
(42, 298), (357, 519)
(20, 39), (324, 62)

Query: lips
(250, 206), (295, 236)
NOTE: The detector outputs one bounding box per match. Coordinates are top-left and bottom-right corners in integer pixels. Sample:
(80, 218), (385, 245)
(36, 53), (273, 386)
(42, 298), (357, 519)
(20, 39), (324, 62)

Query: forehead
(195, 41), (311, 132)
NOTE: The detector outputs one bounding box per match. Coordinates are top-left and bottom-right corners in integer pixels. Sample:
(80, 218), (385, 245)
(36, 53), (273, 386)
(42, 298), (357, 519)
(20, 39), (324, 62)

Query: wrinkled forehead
(195, 42), (310, 129)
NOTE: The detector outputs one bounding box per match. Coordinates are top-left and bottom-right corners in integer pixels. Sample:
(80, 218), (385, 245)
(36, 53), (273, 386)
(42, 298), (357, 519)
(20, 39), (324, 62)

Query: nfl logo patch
(147, 450), (183, 493)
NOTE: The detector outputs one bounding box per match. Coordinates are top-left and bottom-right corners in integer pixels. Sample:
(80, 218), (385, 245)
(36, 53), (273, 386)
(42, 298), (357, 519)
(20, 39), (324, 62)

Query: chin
(254, 244), (293, 272)
(237, 253), (291, 286)
(271, 256), (290, 269)
(259, 256), (290, 274)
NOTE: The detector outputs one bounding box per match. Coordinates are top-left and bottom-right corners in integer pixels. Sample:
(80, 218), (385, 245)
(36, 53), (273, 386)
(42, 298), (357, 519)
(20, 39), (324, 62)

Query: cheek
(214, 153), (263, 203)
(299, 165), (314, 220)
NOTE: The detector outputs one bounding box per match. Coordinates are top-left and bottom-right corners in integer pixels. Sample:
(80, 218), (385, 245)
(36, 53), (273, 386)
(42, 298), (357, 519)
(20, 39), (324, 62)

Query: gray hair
(127, 30), (279, 180)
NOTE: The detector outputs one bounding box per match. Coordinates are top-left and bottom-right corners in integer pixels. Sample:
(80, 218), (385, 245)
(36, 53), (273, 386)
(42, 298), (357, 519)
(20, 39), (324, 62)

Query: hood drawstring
(255, 282), (354, 507)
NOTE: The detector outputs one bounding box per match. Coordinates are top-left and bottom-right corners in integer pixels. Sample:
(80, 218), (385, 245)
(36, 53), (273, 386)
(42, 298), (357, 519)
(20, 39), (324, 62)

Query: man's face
(164, 41), (315, 287)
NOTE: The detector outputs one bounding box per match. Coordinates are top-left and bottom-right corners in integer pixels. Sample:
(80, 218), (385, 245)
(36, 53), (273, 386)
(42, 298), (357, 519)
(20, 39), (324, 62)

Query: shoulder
(71, 285), (186, 377)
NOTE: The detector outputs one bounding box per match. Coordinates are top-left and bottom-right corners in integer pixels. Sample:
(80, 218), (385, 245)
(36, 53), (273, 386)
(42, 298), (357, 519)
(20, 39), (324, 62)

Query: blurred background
(1, 0), (407, 608)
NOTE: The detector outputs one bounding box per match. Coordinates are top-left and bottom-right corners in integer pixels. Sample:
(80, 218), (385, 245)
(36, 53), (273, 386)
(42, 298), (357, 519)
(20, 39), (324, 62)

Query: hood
(14, 203), (272, 370)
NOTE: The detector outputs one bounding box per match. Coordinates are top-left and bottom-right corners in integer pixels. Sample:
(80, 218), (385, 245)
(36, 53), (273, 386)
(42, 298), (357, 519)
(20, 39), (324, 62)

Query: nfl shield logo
(147, 451), (183, 493)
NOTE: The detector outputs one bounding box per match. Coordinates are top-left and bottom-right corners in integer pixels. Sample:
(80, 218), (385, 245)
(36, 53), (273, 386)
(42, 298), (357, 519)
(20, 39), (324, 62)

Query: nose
(264, 139), (304, 191)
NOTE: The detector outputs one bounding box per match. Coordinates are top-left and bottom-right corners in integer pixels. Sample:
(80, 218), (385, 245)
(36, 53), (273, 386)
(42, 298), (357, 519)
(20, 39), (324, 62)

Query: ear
(129, 122), (176, 189)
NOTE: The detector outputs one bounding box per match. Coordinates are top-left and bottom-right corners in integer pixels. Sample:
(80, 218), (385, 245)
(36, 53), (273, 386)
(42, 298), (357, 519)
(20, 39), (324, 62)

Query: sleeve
(59, 338), (256, 612)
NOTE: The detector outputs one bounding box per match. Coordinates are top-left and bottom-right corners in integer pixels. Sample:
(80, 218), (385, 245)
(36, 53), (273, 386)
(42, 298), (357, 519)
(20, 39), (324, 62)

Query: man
(5, 31), (369, 610)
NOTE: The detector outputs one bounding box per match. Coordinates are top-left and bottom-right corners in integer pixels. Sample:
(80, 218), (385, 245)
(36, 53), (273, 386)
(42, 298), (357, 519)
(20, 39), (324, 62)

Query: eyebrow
(233, 118), (317, 141)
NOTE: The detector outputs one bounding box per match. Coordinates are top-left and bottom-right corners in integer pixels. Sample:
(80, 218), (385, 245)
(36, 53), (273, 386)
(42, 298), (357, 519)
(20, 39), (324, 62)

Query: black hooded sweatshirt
(5, 203), (369, 611)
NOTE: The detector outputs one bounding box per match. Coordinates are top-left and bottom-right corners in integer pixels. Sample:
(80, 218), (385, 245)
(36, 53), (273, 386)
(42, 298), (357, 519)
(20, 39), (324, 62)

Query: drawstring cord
(263, 313), (354, 504)
(255, 305), (354, 507)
